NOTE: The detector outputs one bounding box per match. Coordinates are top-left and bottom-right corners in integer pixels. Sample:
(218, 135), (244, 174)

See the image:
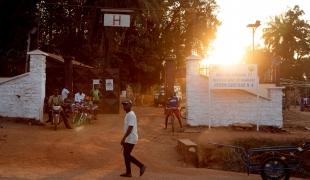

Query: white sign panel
(209, 64), (258, 89)
(105, 79), (114, 91)
(93, 79), (100, 85)
(104, 14), (130, 27)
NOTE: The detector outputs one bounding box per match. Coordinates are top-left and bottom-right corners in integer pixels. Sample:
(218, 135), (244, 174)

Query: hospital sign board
(104, 14), (130, 27)
(209, 64), (258, 89)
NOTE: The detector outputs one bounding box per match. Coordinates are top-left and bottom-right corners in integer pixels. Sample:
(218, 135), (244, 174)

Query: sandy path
(0, 106), (305, 179)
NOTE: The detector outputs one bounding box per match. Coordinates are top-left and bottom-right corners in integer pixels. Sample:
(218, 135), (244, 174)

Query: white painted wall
(186, 55), (283, 128)
(0, 50), (46, 121)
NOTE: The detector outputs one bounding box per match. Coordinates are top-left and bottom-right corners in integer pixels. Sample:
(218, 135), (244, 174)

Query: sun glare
(202, 0), (310, 65)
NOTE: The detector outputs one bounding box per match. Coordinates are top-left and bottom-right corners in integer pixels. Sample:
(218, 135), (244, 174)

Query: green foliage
(263, 5), (310, 80)
(0, 0), (37, 76)
(245, 48), (277, 82)
(36, 0), (220, 87)
(0, 0), (220, 89)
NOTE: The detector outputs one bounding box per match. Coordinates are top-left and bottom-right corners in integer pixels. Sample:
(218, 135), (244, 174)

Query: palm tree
(263, 5), (310, 79)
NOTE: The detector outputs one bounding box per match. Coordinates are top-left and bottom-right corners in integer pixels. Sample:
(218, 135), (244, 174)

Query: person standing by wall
(165, 92), (183, 129)
(120, 100), (146, 177)
(90, 85), (101, 119)
(91, 85), (101, 104)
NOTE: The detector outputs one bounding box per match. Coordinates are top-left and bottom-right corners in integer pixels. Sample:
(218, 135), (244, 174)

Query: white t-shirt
(123, 111), (138, 144)
(74, 92), (85, 103)
(61, 88), (70, 101)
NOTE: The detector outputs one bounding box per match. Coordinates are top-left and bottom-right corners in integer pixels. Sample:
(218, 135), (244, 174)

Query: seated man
(74, 90), (85, 104)
(165, 92), (183, 129)
(61, 87), (70, 101)
(47, 89), (67, 124)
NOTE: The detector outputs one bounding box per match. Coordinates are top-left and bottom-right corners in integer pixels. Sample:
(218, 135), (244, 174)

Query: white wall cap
(27, 49), (48, 56)
(186, 55), (202, 61)
(0, 73), (30, 85)
(266, 86), (285, 89)
(260, 83), (284, 89)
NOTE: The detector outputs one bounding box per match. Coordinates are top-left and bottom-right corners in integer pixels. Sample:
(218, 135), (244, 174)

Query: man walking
(120, 99), (146, 177)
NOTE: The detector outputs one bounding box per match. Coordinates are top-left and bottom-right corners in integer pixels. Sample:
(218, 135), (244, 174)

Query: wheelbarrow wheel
(260, 157), (290, 180)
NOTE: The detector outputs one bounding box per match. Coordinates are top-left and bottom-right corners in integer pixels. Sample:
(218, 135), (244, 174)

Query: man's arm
(58, 96), (64, 105)
(74, 94), (78, 102)
(121, 126), (133, 145)
(48, 96), (52, 107)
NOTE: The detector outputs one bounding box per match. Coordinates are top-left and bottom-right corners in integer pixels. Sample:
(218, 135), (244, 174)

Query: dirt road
(0, 106), (305, 179)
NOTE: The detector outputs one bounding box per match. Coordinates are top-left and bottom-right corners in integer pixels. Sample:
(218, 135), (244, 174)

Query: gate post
(165, 56), (176, 100)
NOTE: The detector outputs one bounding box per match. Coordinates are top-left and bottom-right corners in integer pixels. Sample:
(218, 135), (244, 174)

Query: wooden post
(64, 56), (73, 92)
(165, 57), (176, 100)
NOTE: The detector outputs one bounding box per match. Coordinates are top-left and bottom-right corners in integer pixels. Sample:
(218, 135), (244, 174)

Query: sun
(202, 18), (249, 65)
(202, 0), (310, 66)
(201, 38), (247, 65)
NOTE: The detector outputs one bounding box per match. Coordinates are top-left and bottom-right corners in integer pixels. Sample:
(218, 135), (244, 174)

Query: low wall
(186, 55), (283, 128)
(0, 51), (46, 121)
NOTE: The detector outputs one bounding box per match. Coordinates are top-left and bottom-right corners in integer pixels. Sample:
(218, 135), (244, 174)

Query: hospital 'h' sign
(209, 64), (258, 90)
(104, 14), (130, 27)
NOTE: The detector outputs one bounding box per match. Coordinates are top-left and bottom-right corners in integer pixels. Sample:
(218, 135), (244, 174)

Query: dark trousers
(123, 143), (143, 174)
(165, 109), (183, 128)
(48, 109), (72, 129)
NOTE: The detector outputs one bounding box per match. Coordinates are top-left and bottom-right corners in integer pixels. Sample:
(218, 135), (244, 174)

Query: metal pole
(256, 77), (260, 131)
(252, 28), (255, 53)
(25, 33), (31, 72)
(208, 66), (212, 129)
(208, 82), (211, 129)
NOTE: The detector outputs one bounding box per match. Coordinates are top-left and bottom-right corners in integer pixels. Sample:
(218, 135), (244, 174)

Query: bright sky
(204, 0), (310, 64)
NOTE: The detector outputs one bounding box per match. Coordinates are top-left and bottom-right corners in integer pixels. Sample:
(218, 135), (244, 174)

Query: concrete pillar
(186, 55), (202, 77)
(185, 55), (204, 126)
(27, 50), (47, 122)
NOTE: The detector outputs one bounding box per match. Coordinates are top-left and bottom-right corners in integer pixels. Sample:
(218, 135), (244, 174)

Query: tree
(263, 5), (310, 80)
(245, 47), (281, 83)
(0, 0), (37, 76)
(36, 0), (220, 89)
(1, 0), (220, 90)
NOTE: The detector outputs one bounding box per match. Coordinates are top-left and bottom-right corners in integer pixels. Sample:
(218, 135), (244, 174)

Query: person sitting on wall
(164, 92), (183, 129)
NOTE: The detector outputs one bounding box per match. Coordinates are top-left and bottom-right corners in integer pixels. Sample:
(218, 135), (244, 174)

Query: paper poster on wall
(92, 79), (101, 89)
(105, 79), (114, 91)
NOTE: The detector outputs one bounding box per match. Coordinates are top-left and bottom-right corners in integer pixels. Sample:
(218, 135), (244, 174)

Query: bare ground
(0, 105), (308, 179)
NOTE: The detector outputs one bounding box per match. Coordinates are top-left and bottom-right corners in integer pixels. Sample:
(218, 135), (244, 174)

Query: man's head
(121, 99), (132, 112)
(53, 89), (59, 96)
